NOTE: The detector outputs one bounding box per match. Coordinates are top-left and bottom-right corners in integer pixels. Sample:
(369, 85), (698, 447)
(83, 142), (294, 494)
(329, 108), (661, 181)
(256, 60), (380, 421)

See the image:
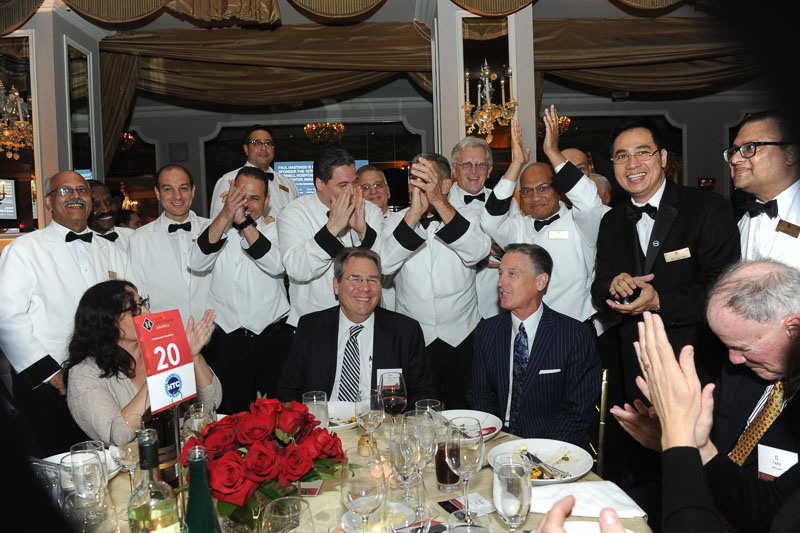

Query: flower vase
(221, 481), (299, 533)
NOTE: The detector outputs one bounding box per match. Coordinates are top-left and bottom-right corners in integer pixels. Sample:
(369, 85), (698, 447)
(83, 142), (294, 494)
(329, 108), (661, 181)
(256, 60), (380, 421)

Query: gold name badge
(777, 219), (800, 238)
(108, 270), (117, 280)
(279, 184), (290, 193)
(664, 247), (691, 262)
(548, 230), (569, 240)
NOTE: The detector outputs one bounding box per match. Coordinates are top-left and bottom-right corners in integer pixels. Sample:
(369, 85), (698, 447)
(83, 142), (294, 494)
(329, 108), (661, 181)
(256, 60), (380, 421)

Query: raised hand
(404, 184), (429, 228)
(326, 185), (355, 236)
(542, 104), (567, 168)
(348, 185), (367, 239)
(186, 309), (216, 357)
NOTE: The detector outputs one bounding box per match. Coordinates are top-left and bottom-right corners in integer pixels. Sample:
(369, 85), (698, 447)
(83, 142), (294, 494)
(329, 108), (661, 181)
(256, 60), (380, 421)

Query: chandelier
(304, 122), (345, 144)
(537, 114), (571, 137)
(0, 81), (33, 160)
(119, 132), (135, 152)
(462, 59), (518, 144)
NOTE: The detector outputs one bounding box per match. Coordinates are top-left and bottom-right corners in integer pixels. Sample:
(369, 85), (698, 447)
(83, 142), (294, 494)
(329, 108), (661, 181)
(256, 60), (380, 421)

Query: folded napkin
(557, 521), (635, 533)
(529, 481), (646, 519)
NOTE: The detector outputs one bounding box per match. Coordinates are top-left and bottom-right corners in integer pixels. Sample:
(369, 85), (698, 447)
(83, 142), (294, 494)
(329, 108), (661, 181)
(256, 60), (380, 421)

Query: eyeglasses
(248, 139), (275, 148)
(344, 275), (380, 286)
(360, 182), (386, 192)
(456, 161), (488, 171)
(722, 141), (788, 163)
(49, 186), (91, 197)
(519, 183), (553, 196)
(124, 298), (150, 317)
(611, 149), (660, 165)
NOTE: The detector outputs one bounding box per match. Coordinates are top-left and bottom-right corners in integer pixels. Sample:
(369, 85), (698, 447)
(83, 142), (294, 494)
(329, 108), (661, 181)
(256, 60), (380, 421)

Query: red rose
(278, 444), (314, 487)
(236, 413), (276, 446)
(297, 428), (341, 461)
(207, 450), (259, 506)
(204, 427), (238, 459)
(277, 401), (309, 436)
(201, 413), (242, 438)
(244, 441), (281, 483)
(322, 431), (345, 462)
(178, 437), (204, 467)
(251, 397), (282, 419)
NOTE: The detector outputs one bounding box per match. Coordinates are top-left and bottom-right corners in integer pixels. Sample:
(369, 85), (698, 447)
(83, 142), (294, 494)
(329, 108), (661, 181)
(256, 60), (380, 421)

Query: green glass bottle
(184, 445), (222, 533)
(128, 429), (180, 533)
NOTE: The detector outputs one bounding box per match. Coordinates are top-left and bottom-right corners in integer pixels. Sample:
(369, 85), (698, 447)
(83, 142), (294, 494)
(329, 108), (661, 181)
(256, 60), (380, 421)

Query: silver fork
(526, 452), (569, 479)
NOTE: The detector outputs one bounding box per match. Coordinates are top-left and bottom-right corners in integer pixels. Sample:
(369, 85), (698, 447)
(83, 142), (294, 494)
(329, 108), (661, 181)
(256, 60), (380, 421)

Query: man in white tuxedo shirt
(726, 110), (800, 268)
(127, 164), (212, 327)
(0, 171), (129, 455)
(449, 135), (521, 319)
(209, 125), (299, 219)
(278, 145), (383, 326)
(188, 166), (292, 412)
(381, 153), (491, 408)
(356, 165), (395, 310)
(88, 180), (133, 250)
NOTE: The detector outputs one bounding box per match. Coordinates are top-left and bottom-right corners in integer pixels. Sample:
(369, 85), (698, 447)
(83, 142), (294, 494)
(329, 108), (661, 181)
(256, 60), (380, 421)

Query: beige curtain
(287, 0), (385, 18)
(0, 0), (43, 36)
(63, 0), (279, 24)
(100, 53), (139, 172)
(450, 0), (531, 16)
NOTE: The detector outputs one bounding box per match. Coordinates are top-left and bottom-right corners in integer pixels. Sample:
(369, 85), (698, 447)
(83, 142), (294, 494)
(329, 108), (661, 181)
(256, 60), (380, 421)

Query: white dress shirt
(505, 305), (543, 426)
(739, 179), (800, 268)
(209, 162), (300, 219)
(632, 179), (666, 255)
(330, 312), (375, 401)
(92, 226), (134, 253)
(380, 207), (491, 347)
(187, 217), (289, 334)
(481, 164), (609, 323)
(277, 192), (383, 326)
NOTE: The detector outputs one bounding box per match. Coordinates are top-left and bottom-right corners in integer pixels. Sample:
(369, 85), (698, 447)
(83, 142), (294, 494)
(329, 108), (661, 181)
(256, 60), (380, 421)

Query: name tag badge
(108, 270), (117, 280)
(548, 230), (569, 240)
(279, 184), (290, 193)
(376, 368), (402, 386)
(776, 219), (800, 238)
(663, 247), (691, 262)
(757, 444), (798, 481)
(539, 369), (562, 375)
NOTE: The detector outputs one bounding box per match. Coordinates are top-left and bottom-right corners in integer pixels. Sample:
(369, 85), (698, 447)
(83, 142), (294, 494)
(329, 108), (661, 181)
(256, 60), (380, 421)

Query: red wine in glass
(382, 386), (407, 419)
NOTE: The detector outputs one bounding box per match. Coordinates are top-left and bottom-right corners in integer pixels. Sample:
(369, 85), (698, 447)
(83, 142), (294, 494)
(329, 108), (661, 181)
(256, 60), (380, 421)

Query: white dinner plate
(440, 409), (502, 440)
(487, 438), (593, 485)
(45, 449), (122, 483)
(341, 502), (415, 530)
(327, 401), (357, 430)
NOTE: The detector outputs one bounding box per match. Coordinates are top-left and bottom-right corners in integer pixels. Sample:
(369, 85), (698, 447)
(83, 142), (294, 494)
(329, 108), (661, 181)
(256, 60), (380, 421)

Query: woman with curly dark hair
(65, 279), (221, 445)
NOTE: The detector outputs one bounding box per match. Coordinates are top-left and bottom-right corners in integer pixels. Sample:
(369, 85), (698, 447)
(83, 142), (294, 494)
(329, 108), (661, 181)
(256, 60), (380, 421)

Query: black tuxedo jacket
(466, 305), (600, 449)
(276, 306), (438, 407)
(591, 181), (740, 393)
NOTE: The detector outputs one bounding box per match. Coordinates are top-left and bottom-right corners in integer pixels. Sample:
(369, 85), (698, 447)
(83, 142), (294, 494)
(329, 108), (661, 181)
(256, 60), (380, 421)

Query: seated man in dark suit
(467, 243), (600, 449)
(276, 247), (438, 407)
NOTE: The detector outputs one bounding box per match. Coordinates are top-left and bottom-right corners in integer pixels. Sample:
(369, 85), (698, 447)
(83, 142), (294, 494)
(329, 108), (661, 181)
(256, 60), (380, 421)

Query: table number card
(134, 309), (197, 414)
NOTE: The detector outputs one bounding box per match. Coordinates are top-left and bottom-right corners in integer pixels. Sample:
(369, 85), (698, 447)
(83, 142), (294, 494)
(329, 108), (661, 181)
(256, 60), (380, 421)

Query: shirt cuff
(357, 224), (377, 250)
(394, 219), (425, 251)
(197, 226), (226, 255)
(493, 178), (517, 200)
(314, 226), (345, 258)
(243, 231), (271, 260)
(17, 355), (62, 390)
(552, 161), (584, 194)
(436, 211), (470, 244)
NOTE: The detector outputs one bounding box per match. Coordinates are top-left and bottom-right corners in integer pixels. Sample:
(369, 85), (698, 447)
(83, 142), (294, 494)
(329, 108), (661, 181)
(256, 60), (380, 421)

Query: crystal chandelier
(0, 81), (33, 160)
(536, 115), (571, 137)
(304, 122), (345, 144)
(462, 59), (518, 144)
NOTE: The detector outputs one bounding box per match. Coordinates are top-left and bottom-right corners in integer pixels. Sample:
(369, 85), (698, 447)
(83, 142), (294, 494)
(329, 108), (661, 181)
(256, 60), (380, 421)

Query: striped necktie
(339, 324), (365, 402)
(728, 380), (785, 466)
(508, 323), (529, 436)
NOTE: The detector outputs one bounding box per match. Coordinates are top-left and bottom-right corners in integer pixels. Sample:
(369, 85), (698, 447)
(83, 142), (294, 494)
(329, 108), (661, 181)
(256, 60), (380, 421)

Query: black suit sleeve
(403, 319), (439, 408)
(466, 320), (495, 414)
(590, 213), (617, 312)
(275, 319), (308, 403)
(662, 447), (723, 533)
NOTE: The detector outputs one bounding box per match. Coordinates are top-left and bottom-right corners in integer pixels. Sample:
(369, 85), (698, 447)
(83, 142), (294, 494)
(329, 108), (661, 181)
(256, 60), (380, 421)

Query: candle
(465, 70), (470, 106)
(477, 84), (482, 107)
(507, 67), (513, 100)
(501, 78), (506, 106)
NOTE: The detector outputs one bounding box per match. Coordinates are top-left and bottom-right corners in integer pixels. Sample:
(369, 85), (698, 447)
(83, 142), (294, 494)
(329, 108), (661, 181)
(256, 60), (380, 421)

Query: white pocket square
(539, 368), (561, 374)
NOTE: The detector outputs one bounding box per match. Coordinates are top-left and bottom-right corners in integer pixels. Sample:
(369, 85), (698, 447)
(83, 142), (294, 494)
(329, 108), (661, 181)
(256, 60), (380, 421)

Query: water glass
(445, 417), (484, 525)
(402, 410), (436, 471)
(303, 390), (329, 430)
(181, 402), (216, 444)
(414, 399), (442, 414)
(384, 474), (433, 533)
(71, 440), (108, 486)
(71, 451), (106, 501)
(341, 446), (386, 533)
(263, 496), (314, 532)
(492, 453), (531, 532)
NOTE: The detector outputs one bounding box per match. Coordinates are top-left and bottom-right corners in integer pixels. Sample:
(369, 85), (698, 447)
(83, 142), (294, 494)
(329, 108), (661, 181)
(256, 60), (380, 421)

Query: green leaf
(275, 427), (292, 444)
(216, 500), (237, 518)
(300, 470), (322, 483)
(257, 486), (283, 501)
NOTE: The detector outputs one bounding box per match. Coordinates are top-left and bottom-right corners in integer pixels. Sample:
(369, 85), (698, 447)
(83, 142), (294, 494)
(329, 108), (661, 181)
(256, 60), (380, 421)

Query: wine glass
(402, 410), (437, 472)
(70, 451), (106, 502)
(492, 452), (531, 532)
(71, 440), (108, 487)
(303, 390), (329, 430)
(414, 399), (442, 414)
(379, 372), (407, 424)
(341, 446), (386, 533)
(263, 496), (315, 532)
(389, 419), (420, 503)
(355, 389), (385, 442)
(181, 402), (216, 444)
(445, 417), (485, 527)
(385, 473), (434, 533)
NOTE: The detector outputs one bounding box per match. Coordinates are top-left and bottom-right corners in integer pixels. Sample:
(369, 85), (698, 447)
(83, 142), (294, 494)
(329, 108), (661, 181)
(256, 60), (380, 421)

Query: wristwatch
(232, 214), (256, 231)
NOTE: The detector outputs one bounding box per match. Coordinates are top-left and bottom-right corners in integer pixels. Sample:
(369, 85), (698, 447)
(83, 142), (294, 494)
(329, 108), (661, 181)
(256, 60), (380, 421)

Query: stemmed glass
(492, 452), (531, 532)
(110, 414), (143, 492)
(355, 389), (385, 442)
(71, 440), (108, 486)
(403, 410), (437, 472)
(389, 418), (421, 503)
(414, 399), (442, 415)
(379, 372), (407, 424)
(385, 473), (434, 533)
(303, 390), (329, 430)
(263, 496), (315, 532)
(445, 417), (485, 528)
(181, 403), (216, 445)
(341, 446), (386, 533)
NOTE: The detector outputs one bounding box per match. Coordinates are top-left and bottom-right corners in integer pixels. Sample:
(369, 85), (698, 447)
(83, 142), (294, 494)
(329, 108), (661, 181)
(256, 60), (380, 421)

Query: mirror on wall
(67, 43), (92, 178)
(0, 35), (37, 234)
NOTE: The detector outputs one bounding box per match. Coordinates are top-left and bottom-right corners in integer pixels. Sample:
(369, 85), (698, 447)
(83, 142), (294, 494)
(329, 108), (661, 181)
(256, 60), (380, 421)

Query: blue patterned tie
(508, 323), (529, 436)
(339, 324), (364, 402)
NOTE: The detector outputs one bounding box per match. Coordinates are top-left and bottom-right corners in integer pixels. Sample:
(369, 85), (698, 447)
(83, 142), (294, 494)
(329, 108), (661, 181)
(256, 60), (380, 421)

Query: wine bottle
(128, 429), (180, 533)
(184, 445), (222, 533)
(142, 406), (180, 487)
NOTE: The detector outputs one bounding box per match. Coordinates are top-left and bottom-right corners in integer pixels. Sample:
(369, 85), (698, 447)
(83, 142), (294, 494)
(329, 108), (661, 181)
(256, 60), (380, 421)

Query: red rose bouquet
(180, 397), (345, 530)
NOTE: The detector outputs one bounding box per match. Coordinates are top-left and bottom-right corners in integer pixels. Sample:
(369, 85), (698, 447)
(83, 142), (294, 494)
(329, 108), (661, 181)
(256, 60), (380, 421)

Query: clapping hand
(542, 105), (567, 168)
(326, 185), (355, 236)
(348, 186), (368, 239)
(607, 273), (660, 315)
(221, 180), (248, 225)
(186, 309), (216, 357)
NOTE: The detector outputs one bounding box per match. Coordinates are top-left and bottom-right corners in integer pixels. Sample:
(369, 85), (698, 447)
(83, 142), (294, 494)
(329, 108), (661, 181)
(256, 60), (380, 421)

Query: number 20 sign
(134, 309), (197, 414)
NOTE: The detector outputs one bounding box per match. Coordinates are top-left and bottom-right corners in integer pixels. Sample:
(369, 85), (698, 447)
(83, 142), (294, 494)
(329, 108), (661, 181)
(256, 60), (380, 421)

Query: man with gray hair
(356, 165), (395, 310)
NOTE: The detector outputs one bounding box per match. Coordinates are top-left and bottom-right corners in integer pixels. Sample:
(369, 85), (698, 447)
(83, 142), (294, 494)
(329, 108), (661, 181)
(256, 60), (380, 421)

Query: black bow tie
(420, 213), (442, 230)
(66, 231), (93, 243)
(625, 202), (658, 222)
(534, 214), (560, 232)
(464, 193), (486, 205)
(266, 172), (274, 181)
(99, 231), (119, 242)
(747, 199), (778, 219)
(168, 222), (191, 233)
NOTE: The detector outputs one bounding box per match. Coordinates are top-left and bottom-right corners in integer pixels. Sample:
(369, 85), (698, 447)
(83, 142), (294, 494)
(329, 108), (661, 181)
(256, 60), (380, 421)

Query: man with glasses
(276, 248), (437, 405)
(725, 111), (800, 267)
(482, 109), (608, 325)
(209, 125), (299, 219)
(591, 118), (740, 402)
(356, 165), (396, 309)
(0, 170), (129, 455)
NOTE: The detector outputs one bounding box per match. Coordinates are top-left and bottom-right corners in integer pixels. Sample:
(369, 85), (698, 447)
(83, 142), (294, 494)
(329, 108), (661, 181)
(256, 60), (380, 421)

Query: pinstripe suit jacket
(467, 305), (600, 448)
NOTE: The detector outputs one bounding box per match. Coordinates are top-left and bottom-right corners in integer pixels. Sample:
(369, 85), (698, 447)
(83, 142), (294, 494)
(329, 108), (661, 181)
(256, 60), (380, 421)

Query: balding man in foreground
(0, 171), (129, 455)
